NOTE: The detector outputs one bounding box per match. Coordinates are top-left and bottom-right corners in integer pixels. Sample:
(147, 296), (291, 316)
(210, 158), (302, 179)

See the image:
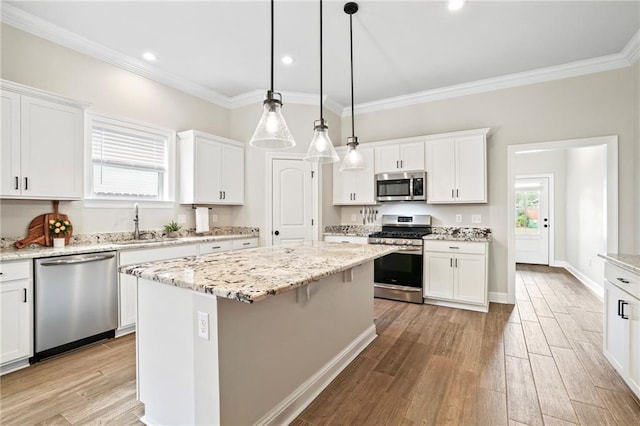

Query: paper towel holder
(191, 205), (213, 210)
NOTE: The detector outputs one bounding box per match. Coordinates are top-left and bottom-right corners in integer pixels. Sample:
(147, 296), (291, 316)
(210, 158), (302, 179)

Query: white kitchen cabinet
(231, 237), (258, 250)
(0, 83), (85, 199)
(324, 235), (369, 244)
(426, 130), (488, 204)
(198, 240), (233, 255)
(374, 141), (424, 173)
(333, 146), (375, 205)
(118, 244), (199, 332)
(0, 260), (33, 372)
(603, 262), (640, 399)
(178, 130), (245, 205)
(423, 240), (488, 312)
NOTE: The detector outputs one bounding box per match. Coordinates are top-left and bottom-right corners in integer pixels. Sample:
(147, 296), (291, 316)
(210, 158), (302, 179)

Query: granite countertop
(423, 234), (492, 242)
(120, 241), (397, 303)
(598, 253), (640, 275)
(0, 234), (258, 262)
(323, 232), (370, 237)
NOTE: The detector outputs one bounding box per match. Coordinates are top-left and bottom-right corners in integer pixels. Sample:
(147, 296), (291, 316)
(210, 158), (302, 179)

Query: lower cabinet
(117, 238), (259, 334)
(423, 241), (488, 312)
(603, 262), (640, 399)
(0, 260), (33, 372)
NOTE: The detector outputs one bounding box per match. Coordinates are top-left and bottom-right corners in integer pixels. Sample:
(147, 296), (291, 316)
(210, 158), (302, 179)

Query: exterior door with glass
(515, 177), (550, 265)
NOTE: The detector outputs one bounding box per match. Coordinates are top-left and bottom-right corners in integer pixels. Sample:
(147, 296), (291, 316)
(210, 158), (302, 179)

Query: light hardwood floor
(1, 265), (639, 425)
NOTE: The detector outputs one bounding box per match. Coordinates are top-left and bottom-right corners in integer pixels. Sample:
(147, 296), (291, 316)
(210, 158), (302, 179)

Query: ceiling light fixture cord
(349, 10), (354, 138)
(270, 0), (274, 92)
(319, 0), (324, 122)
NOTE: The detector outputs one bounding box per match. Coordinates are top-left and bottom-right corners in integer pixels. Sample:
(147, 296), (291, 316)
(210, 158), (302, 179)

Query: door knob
(274, 230), (280, 236)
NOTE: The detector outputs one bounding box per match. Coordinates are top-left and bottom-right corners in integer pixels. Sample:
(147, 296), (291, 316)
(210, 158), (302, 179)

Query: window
(87, 114), (174, 201)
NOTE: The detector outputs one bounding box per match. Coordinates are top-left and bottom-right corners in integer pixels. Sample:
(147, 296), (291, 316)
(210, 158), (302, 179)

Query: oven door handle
(393, 247), (422, 254)
(374, 283), (422, 292)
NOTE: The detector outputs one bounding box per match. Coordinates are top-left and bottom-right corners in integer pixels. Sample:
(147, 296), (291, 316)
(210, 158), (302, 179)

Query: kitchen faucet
(133, 203), (140, 240)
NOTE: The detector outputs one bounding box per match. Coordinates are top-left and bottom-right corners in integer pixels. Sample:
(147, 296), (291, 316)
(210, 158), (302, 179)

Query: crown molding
(622, 28), (640, 64)
(1, 3), (232, 108)
(345, 51), (635, 116)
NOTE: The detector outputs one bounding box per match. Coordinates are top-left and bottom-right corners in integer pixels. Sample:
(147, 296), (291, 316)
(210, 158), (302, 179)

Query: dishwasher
(33, 252), (118, 361)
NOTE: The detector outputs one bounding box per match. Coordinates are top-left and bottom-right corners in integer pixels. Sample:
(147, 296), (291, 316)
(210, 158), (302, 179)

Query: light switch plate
(471, 214), (482, 224)
(197, 311), (209, 340)
(211, 214), (218, 223)
(177, 214), (187, 225)
(455, 214), (462, 223)
(351, 214), (357, 222)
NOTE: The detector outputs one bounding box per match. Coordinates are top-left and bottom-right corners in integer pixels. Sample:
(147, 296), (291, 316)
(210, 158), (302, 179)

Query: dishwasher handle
(40, 253), (116, 266)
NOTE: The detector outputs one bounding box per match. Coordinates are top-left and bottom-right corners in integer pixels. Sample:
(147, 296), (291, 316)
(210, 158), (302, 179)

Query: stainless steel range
(369, 215), (432, 303)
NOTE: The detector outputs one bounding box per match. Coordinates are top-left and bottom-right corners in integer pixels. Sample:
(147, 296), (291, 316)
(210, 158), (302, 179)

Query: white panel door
(454, 253), (486, 304)
(455, 134), (486, 202)
(427, 138), (455, 203)
(195, 139), (222, 203)
(424, 252), (454, 299)
(272, 159), (313, 245)
(399, 141), (425, 171)
(1, 91), (21, 197)
(374, 145), (399, 173)
(0, 280), (31, 364)
(332, 159), (357, 205)
(515, 177), (550, 265)
(221, 144), (244, 204)
(20, 95), (83, 199)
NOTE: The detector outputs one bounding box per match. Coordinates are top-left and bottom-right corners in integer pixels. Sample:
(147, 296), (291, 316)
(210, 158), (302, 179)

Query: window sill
(83, 199), (176, 209)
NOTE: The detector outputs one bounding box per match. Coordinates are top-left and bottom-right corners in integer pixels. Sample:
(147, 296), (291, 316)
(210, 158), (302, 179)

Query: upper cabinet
(333, 145), (375, 205)
(374, 141), (424, 173)
(178, 130), (245, 205)
(1, 81), (86, 200)
(426, 129), (488, 204)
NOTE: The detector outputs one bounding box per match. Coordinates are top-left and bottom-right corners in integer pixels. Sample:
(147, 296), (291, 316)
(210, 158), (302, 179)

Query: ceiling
(4, 1), (640, 109)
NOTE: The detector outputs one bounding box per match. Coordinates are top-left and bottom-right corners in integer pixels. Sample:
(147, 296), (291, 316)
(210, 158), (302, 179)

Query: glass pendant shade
(305, 119), (339, 163)
(340, 137), (365, 171)
(250, 92), (295, 149)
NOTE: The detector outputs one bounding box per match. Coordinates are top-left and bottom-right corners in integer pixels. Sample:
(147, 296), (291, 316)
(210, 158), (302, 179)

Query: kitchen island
(120, 241), (396, 425)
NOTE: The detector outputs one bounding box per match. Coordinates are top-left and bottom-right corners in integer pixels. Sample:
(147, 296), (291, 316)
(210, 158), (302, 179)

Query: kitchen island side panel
(217, 262), (375, 425)
(136, 261), (375, 425)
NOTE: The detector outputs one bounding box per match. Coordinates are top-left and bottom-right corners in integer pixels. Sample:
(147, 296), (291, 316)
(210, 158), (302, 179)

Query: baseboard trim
(488, 292), (509, 304)
(559, 261), (604, 299)
(424, 298), (489, 313)
(115, 325), (135, 338)
(0, 357), (30, 376)
(256, 324), (377, 426)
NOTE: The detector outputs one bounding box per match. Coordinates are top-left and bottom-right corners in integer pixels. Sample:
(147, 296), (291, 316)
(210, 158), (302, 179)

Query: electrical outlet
(211, 214), (218, 223)
(455, 214), (462, 223)
(197, 311), (209, 340)
(351, 214), (357, 222)
(177, 214), (187, 225)
(471, 214), (481, 224)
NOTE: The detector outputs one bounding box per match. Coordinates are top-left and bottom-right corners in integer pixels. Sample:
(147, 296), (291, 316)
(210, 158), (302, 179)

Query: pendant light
(339, 2), (365, 172)
(304, 0), (339, 163)
(250, 0), (295, 149)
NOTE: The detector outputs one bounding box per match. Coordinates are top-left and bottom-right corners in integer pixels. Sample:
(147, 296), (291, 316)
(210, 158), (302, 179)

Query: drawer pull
(242, 242), (251, 246)
(617, 277), (630, 284)
(211, 246), (221, 250)
(449, 246), (459, 250)
(620, 301), (629, 320)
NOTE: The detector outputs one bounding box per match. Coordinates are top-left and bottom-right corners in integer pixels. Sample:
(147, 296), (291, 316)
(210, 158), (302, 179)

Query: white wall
(513, 150), (567, 262)
(0, 23), (235, 237)
(340, 67), (638, 296)
(565, 145), (607, 288)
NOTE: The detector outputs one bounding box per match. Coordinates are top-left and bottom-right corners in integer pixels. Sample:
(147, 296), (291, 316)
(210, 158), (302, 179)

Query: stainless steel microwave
(376, 172), (426, 202)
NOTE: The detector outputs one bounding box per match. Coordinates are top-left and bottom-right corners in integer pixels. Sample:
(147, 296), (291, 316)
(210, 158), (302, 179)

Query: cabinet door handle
(396, 160), (399, 169)
(617, 277), (630, 284)
(456, 189), (459, 198)
(450, 258), (453, 267)
(23, 288), (27, 303)
(224, 191), (226, 199)
(618, 299), (622, 316)
(451, 189), (455, 198)
(400, 160), (403, 168)
(24, 177), (28, 190)
(353, 193), (356, 201)
(14, 176), (19, 190)
(620, 301), (629, 320)
(455, 258), (458, 268)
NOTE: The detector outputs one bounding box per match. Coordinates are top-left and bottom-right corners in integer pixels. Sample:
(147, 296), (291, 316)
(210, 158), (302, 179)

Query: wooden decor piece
(14, 201), (73, 249)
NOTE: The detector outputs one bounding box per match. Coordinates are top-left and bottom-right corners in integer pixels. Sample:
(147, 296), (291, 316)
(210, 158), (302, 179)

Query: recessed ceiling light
(281, 55), (294, 65)
(142, 52), (157, 62)
(448, 0), (465, 11)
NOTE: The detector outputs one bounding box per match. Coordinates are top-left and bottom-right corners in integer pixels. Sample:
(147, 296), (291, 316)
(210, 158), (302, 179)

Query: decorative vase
(53, 238), (65, 249)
